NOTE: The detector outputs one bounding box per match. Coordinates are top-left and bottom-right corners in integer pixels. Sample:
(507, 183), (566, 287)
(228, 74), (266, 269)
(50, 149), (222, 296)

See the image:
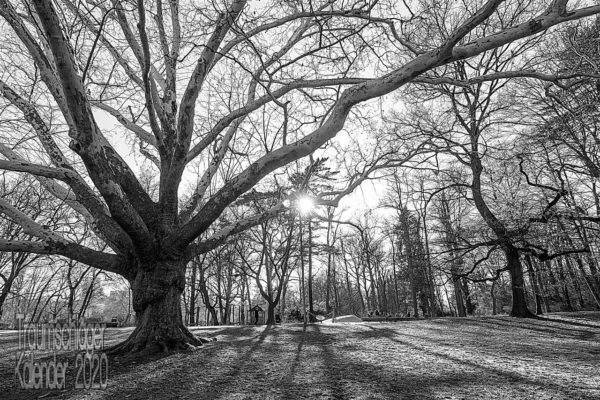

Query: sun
(296, 196), (315, 216)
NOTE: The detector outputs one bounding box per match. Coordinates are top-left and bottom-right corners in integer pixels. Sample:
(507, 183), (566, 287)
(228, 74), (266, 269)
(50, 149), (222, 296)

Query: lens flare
(296, 196), (315, 215)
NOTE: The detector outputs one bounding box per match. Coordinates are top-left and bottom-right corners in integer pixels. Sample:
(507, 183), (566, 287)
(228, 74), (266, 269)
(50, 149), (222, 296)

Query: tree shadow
(361, 325), (596, 399)
(358, 320), (597, 366)
(312, 325), (348, 399)
(6, 318), (598, 400)
(86, 325), (275, 400)
(536, 316), (600, 329)
(465, 317), (599, 338)
(279, 326), (307, 399)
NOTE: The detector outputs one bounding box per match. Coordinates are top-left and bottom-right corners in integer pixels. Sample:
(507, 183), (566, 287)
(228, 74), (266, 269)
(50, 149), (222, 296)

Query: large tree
(0, 0), (599, 354)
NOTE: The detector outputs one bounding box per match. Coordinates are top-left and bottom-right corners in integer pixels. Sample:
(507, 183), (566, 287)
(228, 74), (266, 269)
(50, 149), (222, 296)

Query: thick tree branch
(0, 79), (133, 253)
(33, 0), (158, 256)
(179, 119), (241, 223)
(170, 2), (600, 252)
(162, 0), (247, 222)
(413, 71), (600, 88)
(177, 0), (247, 144)
(135, 0), (166, 147)
(0, 0), (74, 128)
(0, 239), (124, 275)
(185, 77), (368, 162)
(92, 102), (157, 147)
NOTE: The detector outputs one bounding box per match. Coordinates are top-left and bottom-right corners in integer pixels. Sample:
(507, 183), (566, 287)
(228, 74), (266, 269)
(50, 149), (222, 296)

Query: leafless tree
(0, 0), (598, 353)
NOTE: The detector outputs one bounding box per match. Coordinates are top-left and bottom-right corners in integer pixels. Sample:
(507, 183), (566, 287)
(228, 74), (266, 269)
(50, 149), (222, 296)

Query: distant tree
(433, 188), (477, 317)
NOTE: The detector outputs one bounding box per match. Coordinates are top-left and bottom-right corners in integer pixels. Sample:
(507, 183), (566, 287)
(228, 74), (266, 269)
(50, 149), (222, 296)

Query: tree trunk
(411, 280), (419, 318)
(505, 246), (535, 318)
(462, 278), (476, 315)
(189, 259), (197, 325)
(534, 258), (551, 312)
(453, 277), (467, 317)
(340, 239), (356, 315)
(575, 256), (600, 308)
(307, 219), (315, 322)
(332, 261), (340, 312)
(422, 213), (440, 317)
(280, 275), (288, 322)
(266, 302), (276, 325)
(0, 291), (7, 320)
(300, 223), (307, 326)
(525, 255), (544, 315)
(443, 283), (455, 316)
(67, 266), (75, 318)
(109, 260), (208, 355)
(572, 219), (600, 293)
(564, 257), (586, 309)
(491, 281), (497, 315)
(546, 260), (562, 304)
(557, 257), (574, 311)
(325, 213), (333, 313)
(0, 276), (15, 320)
(391, 240), (401, 315)
(362, 267), (371, 312)
(197, 263), (219, 326)
(239, 276), (246, 325)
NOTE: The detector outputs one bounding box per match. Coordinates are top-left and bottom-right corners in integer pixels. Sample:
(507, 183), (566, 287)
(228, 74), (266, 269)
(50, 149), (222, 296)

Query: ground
(1, 312), (599, 399)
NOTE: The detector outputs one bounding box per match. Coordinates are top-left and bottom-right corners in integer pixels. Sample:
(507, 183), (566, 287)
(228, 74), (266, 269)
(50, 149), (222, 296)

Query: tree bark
(564, 257), (586, 309)
(307, 219), (315, 322)
(462, 279), (476, 315)
(546, 260), (562, 304)
(525, 255), (544, 315)
(556, 258), (574, 311)
(421, 210), (440, 316)
(438, 192), (467, 316)
(505, 246), (535, 318)
(266, 302), (276, 325)
(0, 289), (8, 320)
(453, 277), (467, 317)
(340, 239), (356, 315)
(490, 281), (497, 315)
(110, 260), (207, 355)
(189, 260), (197, 325)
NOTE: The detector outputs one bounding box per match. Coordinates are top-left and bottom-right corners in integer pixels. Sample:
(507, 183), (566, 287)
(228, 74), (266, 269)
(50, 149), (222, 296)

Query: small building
(249, 305), (264, 325)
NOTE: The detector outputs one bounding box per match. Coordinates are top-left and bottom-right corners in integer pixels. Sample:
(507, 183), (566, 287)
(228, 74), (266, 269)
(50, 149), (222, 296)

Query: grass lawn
(1, 312), (599, 399)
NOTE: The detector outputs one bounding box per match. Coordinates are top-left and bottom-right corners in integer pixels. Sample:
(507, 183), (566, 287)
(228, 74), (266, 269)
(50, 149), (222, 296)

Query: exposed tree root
(510, 309), (538, 318)
(107, 323), (216, 357)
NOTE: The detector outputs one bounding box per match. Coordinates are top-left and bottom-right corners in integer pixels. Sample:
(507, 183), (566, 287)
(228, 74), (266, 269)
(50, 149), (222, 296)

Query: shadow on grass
(311, 325), (347, 399)
(359, 319), (598, 365)
(361, 324), (597, 399)
(105, 325), (275, 399)
(278, 326), (308, 399)
(3, 316), (598, 400)
(465, 317), (599, 337)
(536, 316), (600, 329)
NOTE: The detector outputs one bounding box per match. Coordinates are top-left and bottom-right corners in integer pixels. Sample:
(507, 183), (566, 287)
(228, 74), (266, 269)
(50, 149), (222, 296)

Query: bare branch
(171, 2), (600, 251)
(186, 202), (286, 259)
(92, 102), (157, 147)
(0, 239), (124, 275)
